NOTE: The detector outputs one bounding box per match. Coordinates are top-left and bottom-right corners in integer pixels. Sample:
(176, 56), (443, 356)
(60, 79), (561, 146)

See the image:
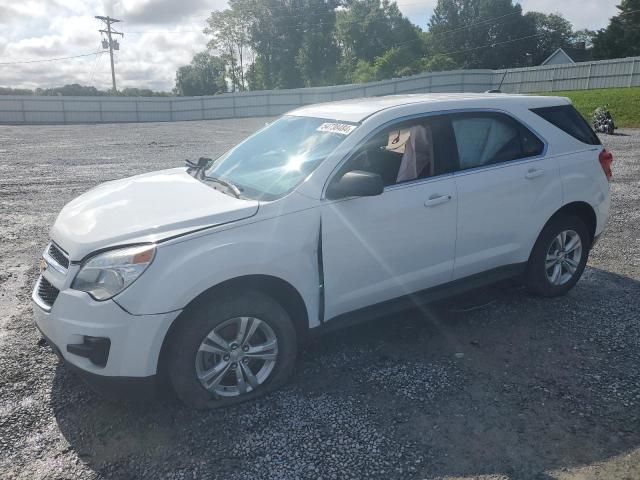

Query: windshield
(204, 116), (357, 201)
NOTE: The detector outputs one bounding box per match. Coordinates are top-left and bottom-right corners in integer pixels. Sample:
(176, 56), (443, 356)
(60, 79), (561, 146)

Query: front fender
(114, 208), (321, 328)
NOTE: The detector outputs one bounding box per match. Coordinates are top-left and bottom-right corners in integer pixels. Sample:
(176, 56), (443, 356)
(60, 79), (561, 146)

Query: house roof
(563, 47), (592, 63)
(541, 47), (592, 65)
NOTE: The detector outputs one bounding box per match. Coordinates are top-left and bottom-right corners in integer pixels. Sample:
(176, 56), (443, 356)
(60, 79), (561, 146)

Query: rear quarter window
(530, 105), (601, 146)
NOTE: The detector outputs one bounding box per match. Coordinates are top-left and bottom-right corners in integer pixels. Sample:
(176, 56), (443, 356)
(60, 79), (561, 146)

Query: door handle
(424, 194), (452, 207)
(525, 168), (545, 180)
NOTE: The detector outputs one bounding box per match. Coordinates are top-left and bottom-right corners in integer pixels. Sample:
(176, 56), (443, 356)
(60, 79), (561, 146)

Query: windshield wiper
(185, 157), (213, 178)
(202, 176), (242, 199)
(185, 157), (242, 199)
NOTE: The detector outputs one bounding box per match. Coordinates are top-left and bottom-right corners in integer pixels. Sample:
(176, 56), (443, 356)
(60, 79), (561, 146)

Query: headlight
(72, 245), (156, 300)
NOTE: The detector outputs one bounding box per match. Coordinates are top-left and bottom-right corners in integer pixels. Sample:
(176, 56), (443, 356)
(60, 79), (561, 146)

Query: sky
(0, 0), (621, 92)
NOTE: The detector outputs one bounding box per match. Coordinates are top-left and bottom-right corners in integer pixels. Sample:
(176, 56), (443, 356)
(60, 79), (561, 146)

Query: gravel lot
(0, 119), (639, 480)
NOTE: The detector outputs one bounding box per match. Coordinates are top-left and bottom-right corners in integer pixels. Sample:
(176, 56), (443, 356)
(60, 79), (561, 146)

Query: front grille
(48, 243), (69, 269)
(37, 276), (60, 308)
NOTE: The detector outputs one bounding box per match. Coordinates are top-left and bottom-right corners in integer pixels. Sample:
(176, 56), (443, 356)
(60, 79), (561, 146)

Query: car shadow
(51, 266), (640, 479)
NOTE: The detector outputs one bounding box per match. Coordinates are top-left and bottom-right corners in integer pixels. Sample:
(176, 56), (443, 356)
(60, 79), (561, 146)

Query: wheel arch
(157, 274), (310, 386)
(551, 201), (597, 244)
(532, 201), (597, 259)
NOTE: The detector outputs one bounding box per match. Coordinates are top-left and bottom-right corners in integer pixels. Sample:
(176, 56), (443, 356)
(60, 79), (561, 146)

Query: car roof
(288, 93), (571, 123)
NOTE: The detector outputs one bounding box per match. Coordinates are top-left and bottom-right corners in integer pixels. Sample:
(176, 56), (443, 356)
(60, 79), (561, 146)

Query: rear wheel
(167, 290), (297, 409)
(524, 214), (590, 297)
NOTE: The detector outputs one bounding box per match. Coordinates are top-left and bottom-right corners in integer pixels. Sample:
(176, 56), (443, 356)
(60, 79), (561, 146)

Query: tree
(592, 0), (640, 59)
(182, 0), (607, 90)
(174, 52), (227, 96)
(229, 0), (342, 90)
(374, 47), (420, 78)
(422, 53), (457, 72)
(1, 85), (171, 96)
(336, 0), (424, 82)
(119, 87), (172, 97)
(337, 0), (423, 63)
(427, 0), (536, 69)
(295, 0), (341, 87)
(38, 84), (100, 96)
(524, 12), (575, 64)
(205, 3), (252, 91)
(350, 59), (379, 83)
(348, 47), (419, 83)
(0, 87), (34, 95)
(573, 29), (596, 49)
(240, 0), (304, 90)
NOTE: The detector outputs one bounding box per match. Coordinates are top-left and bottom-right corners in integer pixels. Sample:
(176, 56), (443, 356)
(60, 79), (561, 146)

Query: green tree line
(0, 84), (172, 97)
(175, 0), (640, 96)
(3, 0), (636, 97)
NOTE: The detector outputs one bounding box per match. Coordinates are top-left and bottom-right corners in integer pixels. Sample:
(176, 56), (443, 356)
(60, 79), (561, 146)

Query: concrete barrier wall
(2, 56), (638, 124)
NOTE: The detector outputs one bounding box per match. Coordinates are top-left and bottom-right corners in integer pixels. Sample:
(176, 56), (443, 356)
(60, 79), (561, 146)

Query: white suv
(32, 94), (612, 408)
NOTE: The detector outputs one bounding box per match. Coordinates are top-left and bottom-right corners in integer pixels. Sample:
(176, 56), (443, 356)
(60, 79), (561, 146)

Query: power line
(441, 32), (546, 57)
(127, 8), (524, 42)
(615, 7), (640, 17)
(167, 0), (429, 24)
(117, 4), (584, 41)
(87, 48), (106, 84)
(389, 11), (534, 51)
(428, 11), (521, 39)
(0, 51), (103, 65)
(417, 6), (640, 56)
(127, 30), (203, 34)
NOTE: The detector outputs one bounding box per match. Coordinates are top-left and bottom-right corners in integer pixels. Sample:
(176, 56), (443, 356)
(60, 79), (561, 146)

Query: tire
(524, 214), (590, 297)
(167, 289), (298, 409)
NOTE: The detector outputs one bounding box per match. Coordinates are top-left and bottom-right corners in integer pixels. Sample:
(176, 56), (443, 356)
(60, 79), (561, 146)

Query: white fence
(1, 56), (639, 125)
(496, 56), (640, 92)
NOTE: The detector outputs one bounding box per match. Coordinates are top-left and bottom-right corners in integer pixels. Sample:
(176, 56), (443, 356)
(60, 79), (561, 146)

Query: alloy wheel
(545, 230), (583, 286)
(195, 316), (278, 397)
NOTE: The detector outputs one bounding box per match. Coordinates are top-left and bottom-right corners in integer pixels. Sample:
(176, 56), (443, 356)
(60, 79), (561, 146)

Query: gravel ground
(0, 120), (639, 480)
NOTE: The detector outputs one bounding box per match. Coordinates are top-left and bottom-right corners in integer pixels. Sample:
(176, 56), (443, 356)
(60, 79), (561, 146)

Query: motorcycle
(592, 106), (616, 135)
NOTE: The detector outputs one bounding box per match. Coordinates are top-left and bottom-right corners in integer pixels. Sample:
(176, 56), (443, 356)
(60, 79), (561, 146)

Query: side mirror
(326, 170), (384, 200)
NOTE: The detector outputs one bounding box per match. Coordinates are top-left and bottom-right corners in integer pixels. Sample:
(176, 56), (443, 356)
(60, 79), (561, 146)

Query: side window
(530, 105), (601, 145)
(339, 116), (455, 187)
(451, 113), (543, 170)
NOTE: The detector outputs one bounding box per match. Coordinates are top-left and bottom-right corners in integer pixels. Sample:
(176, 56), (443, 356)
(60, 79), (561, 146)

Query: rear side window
(450, 112), (544, 170)
(531, 105), (601, 145)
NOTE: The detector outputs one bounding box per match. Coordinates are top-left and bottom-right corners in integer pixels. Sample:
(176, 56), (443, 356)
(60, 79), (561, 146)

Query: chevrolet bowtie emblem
(39, 258), (48, 274)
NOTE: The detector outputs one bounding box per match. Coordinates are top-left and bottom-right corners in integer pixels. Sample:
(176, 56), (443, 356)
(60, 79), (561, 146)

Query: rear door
(450, 111), (562, 280)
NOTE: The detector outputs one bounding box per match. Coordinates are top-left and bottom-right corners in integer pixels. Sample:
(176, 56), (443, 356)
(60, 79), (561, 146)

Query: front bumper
(32, 283), (181, 380)
(37, 327), (160, 400)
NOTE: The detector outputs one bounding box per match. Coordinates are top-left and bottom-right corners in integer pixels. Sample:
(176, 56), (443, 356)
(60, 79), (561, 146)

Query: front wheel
(524, 215), (590, 297)
(167, 290), (298, 409)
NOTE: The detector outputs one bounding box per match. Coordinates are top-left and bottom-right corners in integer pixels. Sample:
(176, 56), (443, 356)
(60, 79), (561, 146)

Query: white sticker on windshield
(317, 122), (356, 135)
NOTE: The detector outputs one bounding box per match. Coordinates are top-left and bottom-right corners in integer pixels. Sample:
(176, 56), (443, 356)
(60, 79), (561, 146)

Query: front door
(320, 115), (459, 321)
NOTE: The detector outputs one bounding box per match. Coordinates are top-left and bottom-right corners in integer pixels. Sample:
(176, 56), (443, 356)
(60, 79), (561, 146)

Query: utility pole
(95, 16), (123, 93)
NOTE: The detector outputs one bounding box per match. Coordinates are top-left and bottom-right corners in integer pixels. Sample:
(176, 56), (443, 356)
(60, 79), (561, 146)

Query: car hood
(51, 168), (259, 260)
